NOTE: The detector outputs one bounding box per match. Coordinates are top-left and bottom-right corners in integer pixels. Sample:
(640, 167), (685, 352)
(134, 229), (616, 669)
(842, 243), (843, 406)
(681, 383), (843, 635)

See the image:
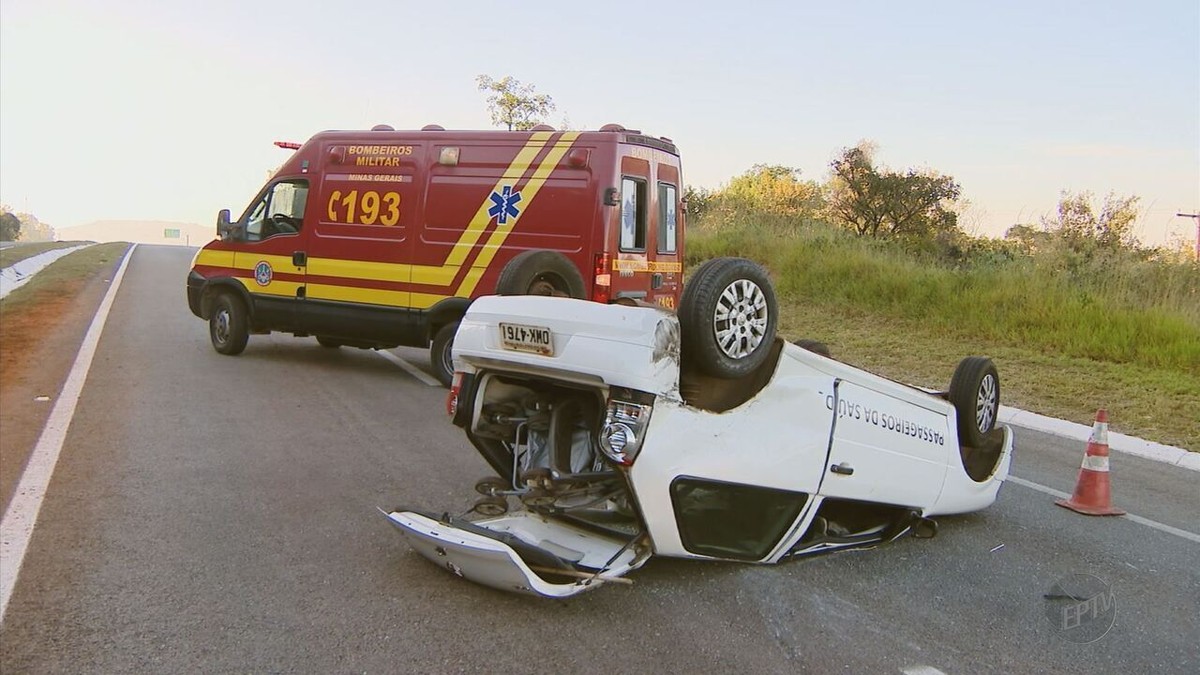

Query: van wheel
(430, 321), (460, 387)
(316, 336), (342, 349)
(209, 293), (249, 355)
(495, 250), (586, 298)
(949, 356), (1000, 448)
(679, 257), (777, 379)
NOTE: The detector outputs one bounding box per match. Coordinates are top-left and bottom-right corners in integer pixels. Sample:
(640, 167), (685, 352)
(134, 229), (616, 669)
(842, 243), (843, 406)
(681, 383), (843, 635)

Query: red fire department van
(186, 124), (685, 385)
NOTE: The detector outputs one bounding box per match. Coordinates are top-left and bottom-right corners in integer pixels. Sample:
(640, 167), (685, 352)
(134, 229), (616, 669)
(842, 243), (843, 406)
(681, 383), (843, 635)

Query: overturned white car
(384, 258), (1013, 597)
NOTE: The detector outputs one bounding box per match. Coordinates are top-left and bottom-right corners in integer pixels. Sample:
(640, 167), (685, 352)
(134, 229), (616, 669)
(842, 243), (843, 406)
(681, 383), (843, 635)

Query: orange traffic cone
(1056, 409), (1125, 516)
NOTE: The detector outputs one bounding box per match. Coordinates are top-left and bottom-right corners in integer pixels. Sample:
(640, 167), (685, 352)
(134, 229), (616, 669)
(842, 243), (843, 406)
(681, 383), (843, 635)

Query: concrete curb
(0, 244), (94, 299)
(998, 405), (1198, 472)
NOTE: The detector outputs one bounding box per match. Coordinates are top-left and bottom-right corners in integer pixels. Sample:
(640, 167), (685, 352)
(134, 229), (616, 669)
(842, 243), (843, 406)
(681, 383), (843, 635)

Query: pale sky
(2, 0), (1197, 245)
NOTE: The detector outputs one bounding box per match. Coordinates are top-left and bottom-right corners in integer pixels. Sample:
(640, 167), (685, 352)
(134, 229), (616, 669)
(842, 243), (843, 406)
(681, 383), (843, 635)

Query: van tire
(949, 356), (1000, 448)
(495, 250), (586, 299)
(209, 293), (250, 356)
(431, 321), (460, 387)
(679, 257), (777, 379)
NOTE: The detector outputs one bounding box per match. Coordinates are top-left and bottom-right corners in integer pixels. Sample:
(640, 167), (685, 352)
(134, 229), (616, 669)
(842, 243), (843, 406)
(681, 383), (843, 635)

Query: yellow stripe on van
(455, 131), (581, 297)
(195, 249), (236, 267)
(301, 286), (451, 310)
(307, 257), (407, 283)
(305, 282), (412, 307)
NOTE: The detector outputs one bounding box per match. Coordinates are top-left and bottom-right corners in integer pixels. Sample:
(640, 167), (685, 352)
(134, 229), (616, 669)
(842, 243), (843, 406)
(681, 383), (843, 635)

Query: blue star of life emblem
(254, 261), (272, 286)
(488, 185), (522, 224)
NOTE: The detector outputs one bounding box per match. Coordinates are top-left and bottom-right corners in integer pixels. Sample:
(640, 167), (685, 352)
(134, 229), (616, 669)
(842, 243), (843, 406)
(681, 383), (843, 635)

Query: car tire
(679, 257), (778, 379)
(316, 336), (342, 348)
(430, 321), (460, 387)
(495, 250), (586, 298)
(209, 293), (249, 356)
(949, 356), (1000, 448)
(793, 338), (831, 358)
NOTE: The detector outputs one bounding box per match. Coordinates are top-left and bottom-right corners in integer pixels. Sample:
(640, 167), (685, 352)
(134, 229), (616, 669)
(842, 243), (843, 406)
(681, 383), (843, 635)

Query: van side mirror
(216, 209), (234, 237)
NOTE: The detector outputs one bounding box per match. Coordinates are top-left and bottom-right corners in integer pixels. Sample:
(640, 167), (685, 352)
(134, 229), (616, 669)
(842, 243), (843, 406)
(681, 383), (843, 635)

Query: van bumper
(186, 271), (206, 318)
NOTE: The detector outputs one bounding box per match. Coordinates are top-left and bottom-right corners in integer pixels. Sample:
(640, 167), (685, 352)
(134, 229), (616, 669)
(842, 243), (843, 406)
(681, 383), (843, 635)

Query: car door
(819, 379), (952, 509)
(232, 178), (310, 332)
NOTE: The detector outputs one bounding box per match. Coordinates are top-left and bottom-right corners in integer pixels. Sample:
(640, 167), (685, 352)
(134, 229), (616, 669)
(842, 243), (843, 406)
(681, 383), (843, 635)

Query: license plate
(499, 322), (553, 356)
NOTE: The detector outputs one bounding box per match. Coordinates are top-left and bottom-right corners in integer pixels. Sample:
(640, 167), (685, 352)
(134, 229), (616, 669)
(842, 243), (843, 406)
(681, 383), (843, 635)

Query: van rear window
(620, 177), (647, 251)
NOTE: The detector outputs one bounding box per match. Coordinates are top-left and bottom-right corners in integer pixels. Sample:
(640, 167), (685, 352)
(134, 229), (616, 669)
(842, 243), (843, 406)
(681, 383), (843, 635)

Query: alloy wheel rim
(713, 279), (769, 359)
(976, 374), (997, 432)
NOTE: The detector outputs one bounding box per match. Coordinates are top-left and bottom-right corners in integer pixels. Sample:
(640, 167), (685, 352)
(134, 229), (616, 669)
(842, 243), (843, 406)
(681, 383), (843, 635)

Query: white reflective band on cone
(1081, 454), (1110, 472)
(1088, 422), (1109, 445)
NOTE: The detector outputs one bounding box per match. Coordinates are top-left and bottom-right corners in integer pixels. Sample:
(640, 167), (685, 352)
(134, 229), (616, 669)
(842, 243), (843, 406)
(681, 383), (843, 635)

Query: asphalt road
(2, 245), (1197, 674)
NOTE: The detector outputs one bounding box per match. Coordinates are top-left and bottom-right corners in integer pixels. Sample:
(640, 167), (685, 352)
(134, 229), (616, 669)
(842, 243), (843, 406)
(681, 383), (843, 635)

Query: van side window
(620, 177), (647, 251)
(658, 183), (678, 254)
(244, 180), (309, 241)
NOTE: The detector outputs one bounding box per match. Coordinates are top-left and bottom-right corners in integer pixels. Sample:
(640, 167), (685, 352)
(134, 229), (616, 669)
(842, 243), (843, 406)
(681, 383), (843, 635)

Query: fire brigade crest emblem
(254, 261), (273, 286)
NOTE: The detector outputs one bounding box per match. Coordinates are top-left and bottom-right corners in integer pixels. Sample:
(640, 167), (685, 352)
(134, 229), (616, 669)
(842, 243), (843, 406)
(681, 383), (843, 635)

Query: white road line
(0, 243), (136, 625)
(375, 349), (440, 387)
(901, 666), (947, 675)
(1007, 476), (1200, 545)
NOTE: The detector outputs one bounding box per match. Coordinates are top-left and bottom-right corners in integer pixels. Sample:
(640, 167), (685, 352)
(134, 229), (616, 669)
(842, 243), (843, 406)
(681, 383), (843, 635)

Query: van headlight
(598, 388), (655, 466)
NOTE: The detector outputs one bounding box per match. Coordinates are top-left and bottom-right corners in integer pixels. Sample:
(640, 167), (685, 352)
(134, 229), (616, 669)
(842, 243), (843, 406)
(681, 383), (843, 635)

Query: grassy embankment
(688, 212), (1199, 449)
(0, 241), (96, 269)
(0, 242), (130, 312)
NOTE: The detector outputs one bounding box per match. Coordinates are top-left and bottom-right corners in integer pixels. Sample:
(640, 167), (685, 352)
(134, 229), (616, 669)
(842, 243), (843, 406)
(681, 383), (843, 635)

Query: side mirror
(216, 209), (234, 237)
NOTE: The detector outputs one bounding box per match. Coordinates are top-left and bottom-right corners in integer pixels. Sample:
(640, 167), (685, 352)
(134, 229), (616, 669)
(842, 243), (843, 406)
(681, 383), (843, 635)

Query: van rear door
(613, 142), (684, 309)
(651, 159), (684, 308)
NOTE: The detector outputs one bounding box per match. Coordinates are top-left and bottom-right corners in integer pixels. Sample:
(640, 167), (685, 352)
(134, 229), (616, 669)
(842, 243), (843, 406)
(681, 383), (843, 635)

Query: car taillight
(598, 387), (655, 466)
(446, 372), (464, 418)
(592, 252), (612, 304)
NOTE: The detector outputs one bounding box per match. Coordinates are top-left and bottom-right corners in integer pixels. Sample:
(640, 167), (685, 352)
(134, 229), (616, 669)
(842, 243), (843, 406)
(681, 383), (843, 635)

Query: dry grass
(0, 243), (130, 382)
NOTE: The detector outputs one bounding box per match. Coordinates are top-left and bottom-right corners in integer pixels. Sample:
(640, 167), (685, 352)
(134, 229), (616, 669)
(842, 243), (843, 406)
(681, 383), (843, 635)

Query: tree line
(0, 205), (54, 242)
(686, 143), (1155, 261)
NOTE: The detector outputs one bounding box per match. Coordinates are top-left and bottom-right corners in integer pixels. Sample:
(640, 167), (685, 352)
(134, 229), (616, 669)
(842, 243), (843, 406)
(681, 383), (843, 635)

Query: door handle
(292, 251), (307, 267)
(830, 462), (854, 476)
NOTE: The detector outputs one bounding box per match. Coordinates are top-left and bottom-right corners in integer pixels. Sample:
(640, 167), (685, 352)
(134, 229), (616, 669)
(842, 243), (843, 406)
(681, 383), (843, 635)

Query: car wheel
(472, 495), (508, 516)
(793, 338), (831, 357)
(209, 293), (249, 355)
(949, 356), (1000, 447)
(430, 321), (460, 387)
(678, 257), (778, 379)
(316, 336), (342, 348)
(495, 250), (586, 298)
